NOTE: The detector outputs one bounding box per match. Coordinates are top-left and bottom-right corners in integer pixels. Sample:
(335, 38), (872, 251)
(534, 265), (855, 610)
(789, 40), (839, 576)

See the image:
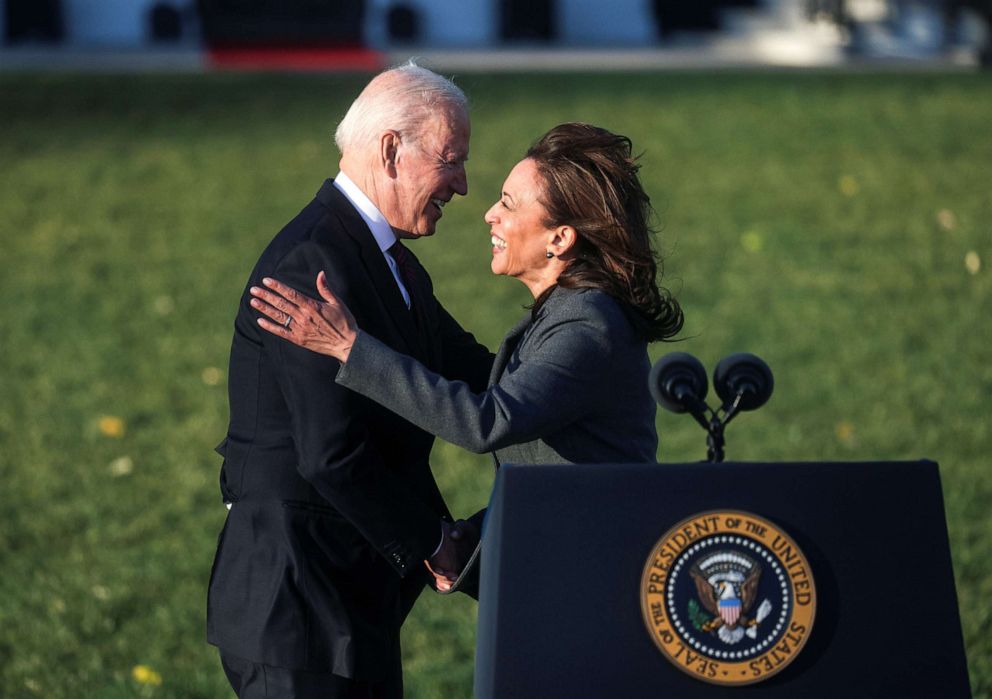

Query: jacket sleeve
(266, 241), (441, 576)
(335, 306), (613, 454)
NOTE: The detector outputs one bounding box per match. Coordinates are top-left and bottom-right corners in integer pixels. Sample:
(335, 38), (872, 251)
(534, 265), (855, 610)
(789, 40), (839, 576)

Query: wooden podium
(474, 460), (971, 698)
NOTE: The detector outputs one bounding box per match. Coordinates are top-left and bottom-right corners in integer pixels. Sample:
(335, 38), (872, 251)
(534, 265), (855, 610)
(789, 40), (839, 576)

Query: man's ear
(551, 225), (578, 256)
(379, 130), (400, 178)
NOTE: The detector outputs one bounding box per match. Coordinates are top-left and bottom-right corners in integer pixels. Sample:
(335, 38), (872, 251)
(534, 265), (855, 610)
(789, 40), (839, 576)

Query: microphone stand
(684, 393), (746, 463)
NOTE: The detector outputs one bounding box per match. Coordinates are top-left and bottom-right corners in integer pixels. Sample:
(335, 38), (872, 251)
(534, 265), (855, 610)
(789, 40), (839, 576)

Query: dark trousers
(220, 651), (399, 699)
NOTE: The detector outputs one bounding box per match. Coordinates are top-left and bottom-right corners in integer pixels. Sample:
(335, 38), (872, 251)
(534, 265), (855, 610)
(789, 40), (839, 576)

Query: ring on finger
(283, 315), (292, 329)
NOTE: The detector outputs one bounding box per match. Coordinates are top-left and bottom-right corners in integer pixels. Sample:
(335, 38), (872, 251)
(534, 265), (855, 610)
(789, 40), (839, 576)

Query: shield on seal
(719, 596), (742, 626)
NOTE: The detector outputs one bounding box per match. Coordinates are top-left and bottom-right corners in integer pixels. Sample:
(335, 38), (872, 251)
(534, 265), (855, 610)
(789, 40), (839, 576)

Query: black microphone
(651, 351), (774, 462)
(650, 352), (708, 415)
(713, 353), (774, 412)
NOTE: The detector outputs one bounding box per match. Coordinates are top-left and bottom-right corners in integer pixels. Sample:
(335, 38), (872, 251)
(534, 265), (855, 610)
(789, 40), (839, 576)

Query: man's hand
(425, 519), (480, 592)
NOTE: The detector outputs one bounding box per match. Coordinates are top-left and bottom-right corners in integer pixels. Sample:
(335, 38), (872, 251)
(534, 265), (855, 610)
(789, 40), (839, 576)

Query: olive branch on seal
(688, 598), (714, 631)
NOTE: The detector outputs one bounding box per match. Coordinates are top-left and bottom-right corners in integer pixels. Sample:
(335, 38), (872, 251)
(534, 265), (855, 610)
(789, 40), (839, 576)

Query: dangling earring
(546, 251), (554, 259)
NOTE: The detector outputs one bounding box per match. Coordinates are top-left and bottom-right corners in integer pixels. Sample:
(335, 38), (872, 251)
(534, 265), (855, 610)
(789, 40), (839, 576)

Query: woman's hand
(250, 271), (358, 363)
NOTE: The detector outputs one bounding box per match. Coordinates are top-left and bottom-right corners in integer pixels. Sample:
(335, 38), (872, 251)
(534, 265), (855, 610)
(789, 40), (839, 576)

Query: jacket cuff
(336, 329), (380, 387)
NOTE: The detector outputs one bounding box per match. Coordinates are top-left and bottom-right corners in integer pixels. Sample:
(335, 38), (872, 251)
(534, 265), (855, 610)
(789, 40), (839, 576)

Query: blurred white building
(1, 0), (988, 66)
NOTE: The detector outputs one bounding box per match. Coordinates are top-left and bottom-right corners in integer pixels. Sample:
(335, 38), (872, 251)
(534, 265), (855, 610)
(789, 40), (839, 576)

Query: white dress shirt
(333, 171), (411, 308)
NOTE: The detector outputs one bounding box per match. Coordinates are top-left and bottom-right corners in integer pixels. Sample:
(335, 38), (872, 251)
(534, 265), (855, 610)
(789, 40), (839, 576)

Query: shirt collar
(333, 171), (397, 253)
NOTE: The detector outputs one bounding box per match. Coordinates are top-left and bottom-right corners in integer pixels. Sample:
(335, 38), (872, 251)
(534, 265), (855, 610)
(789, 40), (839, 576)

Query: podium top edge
(497, 459), (939, 473)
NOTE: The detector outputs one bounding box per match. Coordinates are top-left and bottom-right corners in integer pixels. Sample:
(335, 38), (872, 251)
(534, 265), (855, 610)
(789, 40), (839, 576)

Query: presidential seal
(640, 510), (816, 686)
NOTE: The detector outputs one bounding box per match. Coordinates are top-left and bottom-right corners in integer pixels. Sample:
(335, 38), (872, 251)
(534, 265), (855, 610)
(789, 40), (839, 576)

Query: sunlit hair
(334, 61), (467, 154)
(526, 122), (683, 342)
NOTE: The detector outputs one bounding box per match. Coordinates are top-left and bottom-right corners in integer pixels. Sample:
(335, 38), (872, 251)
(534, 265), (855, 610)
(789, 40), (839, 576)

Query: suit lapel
(316, 182), (422, 359)
(486, 315), (531, 475)
(400, 247), (441, 371)
(489, 314), (532, 385)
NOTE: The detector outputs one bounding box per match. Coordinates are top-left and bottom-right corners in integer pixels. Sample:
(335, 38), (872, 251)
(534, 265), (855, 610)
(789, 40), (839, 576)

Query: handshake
(425, 519), (480, 593)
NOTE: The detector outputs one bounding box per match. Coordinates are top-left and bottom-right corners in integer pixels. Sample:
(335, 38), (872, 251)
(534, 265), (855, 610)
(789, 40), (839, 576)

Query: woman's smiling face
(485, 158), (561, 295)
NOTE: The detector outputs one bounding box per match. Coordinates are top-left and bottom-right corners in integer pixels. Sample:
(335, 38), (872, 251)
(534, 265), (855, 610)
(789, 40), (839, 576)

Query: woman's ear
(551, 225), (578, 256)
(379, 130), (400, 177)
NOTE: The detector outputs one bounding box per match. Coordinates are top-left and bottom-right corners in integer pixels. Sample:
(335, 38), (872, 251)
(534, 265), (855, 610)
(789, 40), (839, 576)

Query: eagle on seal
(690, 552), (764, 644)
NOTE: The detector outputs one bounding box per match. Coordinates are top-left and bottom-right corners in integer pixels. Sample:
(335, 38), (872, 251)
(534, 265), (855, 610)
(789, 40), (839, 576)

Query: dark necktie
(388, 240), (418, 309)
(388, 241), (436, 365)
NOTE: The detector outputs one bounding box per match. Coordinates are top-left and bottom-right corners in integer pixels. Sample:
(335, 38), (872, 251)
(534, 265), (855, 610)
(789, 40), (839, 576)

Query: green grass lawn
(0, 70), (989, 697)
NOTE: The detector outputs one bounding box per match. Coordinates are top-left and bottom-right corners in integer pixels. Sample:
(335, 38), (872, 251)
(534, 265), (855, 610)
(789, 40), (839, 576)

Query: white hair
(334, 61), (467, 155)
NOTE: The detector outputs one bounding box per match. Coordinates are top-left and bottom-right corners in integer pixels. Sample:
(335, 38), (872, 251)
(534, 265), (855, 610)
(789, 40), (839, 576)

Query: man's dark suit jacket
(207, 180), (493, 680)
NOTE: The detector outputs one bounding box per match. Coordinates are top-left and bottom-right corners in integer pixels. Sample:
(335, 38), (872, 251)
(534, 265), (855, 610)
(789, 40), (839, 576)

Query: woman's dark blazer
(336, 285), (658, 467)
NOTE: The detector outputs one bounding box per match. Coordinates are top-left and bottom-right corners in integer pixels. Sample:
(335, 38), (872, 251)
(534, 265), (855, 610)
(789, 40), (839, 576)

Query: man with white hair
(207, 63), (493, 698)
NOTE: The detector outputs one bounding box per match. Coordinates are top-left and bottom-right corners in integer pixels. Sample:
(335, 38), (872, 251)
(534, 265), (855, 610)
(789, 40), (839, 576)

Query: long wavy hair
(527, 123), (683, 342)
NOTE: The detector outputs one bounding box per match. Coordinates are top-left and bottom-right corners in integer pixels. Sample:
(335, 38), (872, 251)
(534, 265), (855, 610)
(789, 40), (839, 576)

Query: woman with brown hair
(249, 122), (682, 587)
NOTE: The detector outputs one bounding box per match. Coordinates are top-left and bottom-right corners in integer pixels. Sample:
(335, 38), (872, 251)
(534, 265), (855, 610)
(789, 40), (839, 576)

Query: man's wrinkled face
(390, 109), (470, 238)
